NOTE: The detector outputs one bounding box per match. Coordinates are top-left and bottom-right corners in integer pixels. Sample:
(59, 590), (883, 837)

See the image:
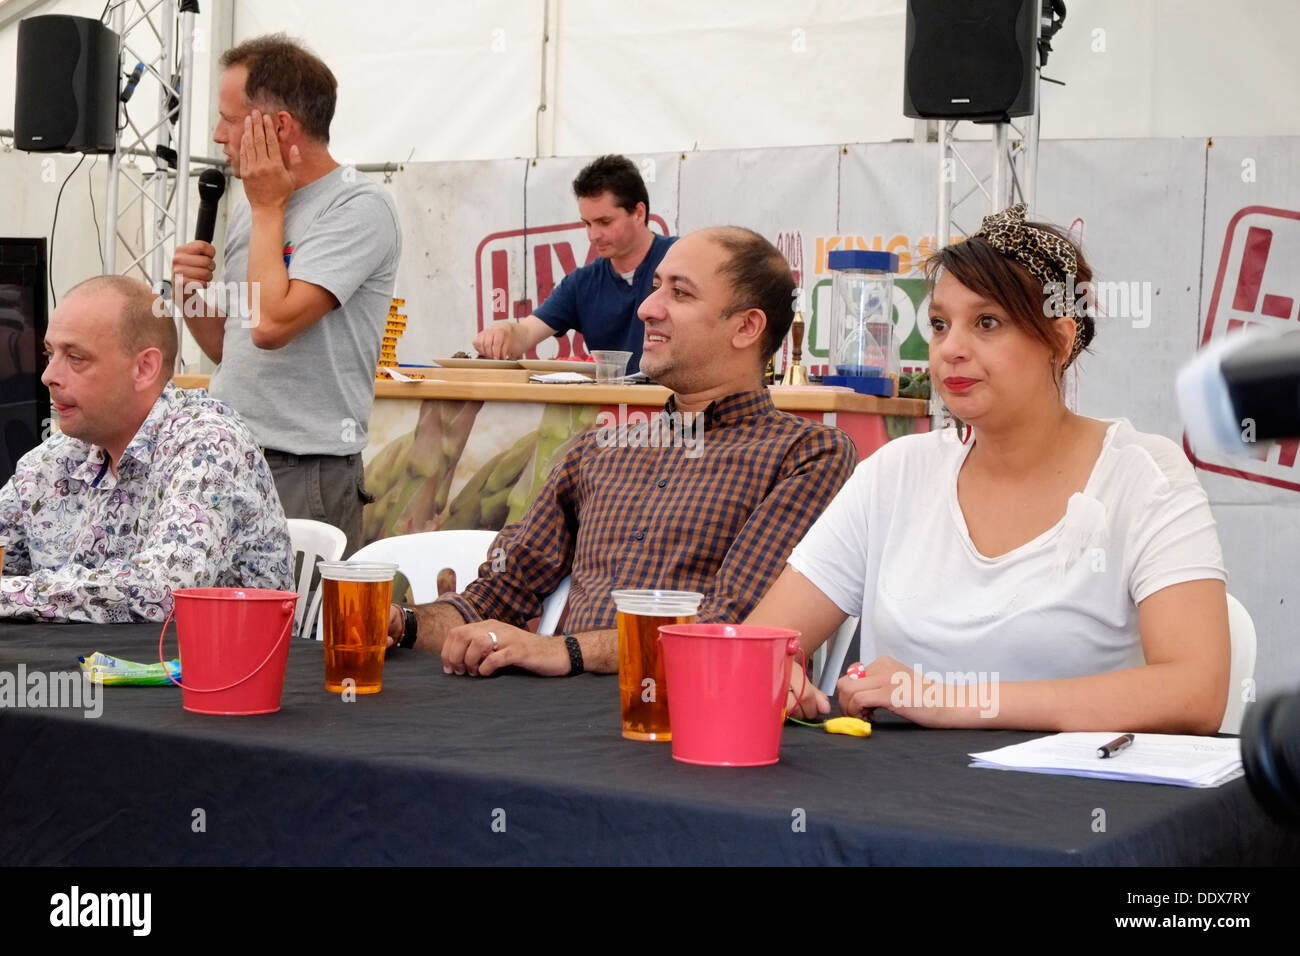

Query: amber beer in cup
(611, 589), (704, 741)
(317, 562), (398, 694)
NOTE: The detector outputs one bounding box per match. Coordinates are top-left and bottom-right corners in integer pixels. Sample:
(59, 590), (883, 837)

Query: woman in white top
(749, 204), (1229, 733)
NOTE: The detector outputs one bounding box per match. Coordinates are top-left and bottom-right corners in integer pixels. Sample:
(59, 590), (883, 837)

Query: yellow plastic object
(825, 716), (872, 737)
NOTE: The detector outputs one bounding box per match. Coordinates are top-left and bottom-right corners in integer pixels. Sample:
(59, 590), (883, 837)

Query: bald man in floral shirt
(0, 275), (291, 623)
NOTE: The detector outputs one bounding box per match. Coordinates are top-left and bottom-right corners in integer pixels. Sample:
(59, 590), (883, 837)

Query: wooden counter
(174, 369), (929, 551)
(174, 372), (929, 417)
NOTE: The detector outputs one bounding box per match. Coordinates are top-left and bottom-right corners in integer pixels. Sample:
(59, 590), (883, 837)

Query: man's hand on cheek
(240, 109), (298, 210)
(441, 620), (570, 678)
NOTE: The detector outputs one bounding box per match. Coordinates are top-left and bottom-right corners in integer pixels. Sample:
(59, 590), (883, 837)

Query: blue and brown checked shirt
(438, 388), (857, 631)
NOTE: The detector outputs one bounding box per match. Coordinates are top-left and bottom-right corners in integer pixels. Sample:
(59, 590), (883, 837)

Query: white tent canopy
(3, 0), (1300, 167)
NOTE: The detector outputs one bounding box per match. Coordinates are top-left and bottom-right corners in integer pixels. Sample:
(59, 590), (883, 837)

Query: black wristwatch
(563, 633), (584, 676)
(399, 606), (418, 649)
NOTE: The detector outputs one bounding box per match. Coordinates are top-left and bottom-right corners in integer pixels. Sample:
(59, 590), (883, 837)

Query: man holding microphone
(171, 34), (401, 554)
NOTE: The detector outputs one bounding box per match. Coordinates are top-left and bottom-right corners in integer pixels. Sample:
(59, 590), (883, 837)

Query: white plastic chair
(353, 530), (498, 604)
(286, 518), (347, 639)
(811, 615), (860, 696)
(1221, 593), (1257, 735)
(315, 529), (571, 639)
(537, 575), (571, 636)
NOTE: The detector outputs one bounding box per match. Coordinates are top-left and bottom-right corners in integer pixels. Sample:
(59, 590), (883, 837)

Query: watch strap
(563, 633), (584, 676)
(399, 607), (418, 649)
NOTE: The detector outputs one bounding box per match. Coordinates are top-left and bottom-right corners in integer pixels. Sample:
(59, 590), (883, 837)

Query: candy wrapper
(79, 652), (180, 686)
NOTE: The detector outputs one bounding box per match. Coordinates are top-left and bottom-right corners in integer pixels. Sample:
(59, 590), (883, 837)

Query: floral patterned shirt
(0, 383), (293, 623)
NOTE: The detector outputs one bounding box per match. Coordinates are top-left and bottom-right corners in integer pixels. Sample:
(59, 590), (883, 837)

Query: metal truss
(935, 0), (1044, 245)
(101, 0), (198, 309)
(935, 106), (1040, 248)
(930, 10), (1047, 427)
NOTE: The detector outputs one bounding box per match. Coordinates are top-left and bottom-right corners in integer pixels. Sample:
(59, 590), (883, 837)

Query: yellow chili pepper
(825, 716), (872, 737)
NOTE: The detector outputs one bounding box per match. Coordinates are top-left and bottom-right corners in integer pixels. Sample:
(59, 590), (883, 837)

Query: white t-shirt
(787, 420), (1227, 682)
(212, 166), (402, 455)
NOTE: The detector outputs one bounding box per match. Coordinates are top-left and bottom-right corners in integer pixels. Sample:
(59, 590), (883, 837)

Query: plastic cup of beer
(317, 561), (399, 694)
(611, 589), (704, 741)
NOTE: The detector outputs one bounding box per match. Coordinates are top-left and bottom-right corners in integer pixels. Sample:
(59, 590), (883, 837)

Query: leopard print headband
(973, 202), (1086, 367)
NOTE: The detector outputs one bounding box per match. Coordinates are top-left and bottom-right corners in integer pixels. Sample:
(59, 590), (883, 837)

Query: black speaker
(903, 0), (1038, 122)
(14, 15), (120, 154)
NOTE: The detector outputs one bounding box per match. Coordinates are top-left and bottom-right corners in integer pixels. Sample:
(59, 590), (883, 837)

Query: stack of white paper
(529, 372), (595, 384)
(969, 733), (1244, 788)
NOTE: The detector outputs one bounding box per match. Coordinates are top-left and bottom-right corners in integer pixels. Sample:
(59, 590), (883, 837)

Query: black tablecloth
(1, 622), (1296, 866)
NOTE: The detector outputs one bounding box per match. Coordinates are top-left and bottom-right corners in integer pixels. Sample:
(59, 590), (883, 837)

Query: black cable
(119, 62), (145, 104)
(49, 154), (88, 309)
(88, 156), (105, 271)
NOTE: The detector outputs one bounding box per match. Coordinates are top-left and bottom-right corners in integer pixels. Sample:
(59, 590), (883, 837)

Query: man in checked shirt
(385, 227), (857, 677)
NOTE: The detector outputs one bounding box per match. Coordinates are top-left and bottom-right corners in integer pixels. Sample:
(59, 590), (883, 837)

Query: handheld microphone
(195, 168), (227, 244)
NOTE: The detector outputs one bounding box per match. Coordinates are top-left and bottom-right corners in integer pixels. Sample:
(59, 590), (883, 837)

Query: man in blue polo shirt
(474, 154), (674, 373)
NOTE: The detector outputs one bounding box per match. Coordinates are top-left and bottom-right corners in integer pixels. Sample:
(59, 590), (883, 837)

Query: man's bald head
(64, 275), (177, 380)
(697, 226), (796, 361)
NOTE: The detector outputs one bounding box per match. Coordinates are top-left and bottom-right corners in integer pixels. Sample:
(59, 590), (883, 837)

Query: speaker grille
(15, 18), (80, 149)
(14, 15), (119, 153)
(904, 0), (1036, 121)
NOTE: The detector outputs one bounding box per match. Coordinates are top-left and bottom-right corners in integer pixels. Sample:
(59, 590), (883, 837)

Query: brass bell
(781, 310), (810, 386)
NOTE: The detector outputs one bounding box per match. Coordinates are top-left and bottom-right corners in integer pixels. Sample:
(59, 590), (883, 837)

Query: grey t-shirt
(210, 166), (401, 455)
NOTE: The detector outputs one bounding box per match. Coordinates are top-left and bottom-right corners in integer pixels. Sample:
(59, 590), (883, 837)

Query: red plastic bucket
(159, 588), (298, 715)
(658, 623), (802, 766)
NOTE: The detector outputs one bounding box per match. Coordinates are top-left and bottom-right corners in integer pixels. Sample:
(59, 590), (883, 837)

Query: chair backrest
(286, 519), (347, 638)
(813, 615), (860, 697)
(316, 530), (573, 641)
(1221, 593), (1258, 735)
(537, 575), (571, 636)
(351, 529), (499, 604)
